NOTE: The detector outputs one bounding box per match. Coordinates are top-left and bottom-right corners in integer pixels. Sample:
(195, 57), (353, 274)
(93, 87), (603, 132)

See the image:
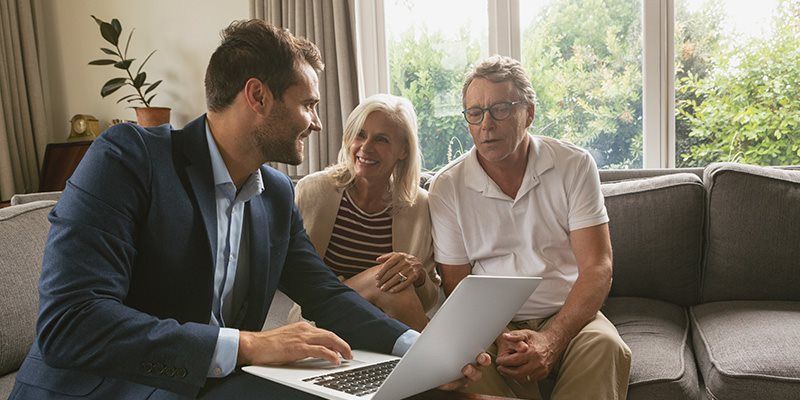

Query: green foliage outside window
(388, 28), (479, 171)
(676, 0), (800, 166)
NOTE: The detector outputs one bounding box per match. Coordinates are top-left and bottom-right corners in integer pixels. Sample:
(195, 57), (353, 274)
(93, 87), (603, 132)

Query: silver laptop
(243, 275), (541, 400)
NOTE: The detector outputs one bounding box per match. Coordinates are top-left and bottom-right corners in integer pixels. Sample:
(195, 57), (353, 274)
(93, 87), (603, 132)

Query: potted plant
(89, 15), (169, 127)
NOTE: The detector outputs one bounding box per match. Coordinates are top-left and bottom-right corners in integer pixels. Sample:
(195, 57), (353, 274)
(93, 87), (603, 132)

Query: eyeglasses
(462, 101), (525, 125)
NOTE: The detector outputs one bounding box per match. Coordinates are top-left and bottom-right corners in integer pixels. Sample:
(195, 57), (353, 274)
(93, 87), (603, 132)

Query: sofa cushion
(603, 297), (701, 400)
(602, 173), (705, 306)
(0, 201), (55, 376)
(690, 301), (800, 400)
(701, 163), (800, 302)
(10, 191), (61, 206)
(0, 371), (17, 399)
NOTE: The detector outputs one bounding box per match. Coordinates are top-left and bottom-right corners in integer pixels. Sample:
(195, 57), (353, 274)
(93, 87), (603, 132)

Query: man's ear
(525, 103), (536, 127)
(243, 78), (274, 115)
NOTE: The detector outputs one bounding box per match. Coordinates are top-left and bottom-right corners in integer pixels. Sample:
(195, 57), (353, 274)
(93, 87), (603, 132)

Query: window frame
(356, 0), (678, 168)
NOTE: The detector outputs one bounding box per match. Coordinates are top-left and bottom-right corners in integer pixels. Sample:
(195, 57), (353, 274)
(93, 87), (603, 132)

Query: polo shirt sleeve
(429, 178), (471, 265)
(567, 151), (609, 231)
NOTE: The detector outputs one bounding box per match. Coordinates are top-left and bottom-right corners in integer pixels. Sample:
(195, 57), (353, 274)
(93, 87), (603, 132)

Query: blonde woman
(291, 94), (439, 331)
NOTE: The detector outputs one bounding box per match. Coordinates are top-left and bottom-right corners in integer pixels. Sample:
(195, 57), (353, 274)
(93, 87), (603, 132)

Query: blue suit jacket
(10, 116), (407, 399)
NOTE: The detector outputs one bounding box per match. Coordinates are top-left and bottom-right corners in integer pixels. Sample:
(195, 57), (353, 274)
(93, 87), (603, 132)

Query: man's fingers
(502, 331), (528, 342)
(304, 345), (343, 365)
(496, 351), (529, 367)
(477, 352), (492, 366)
(309, 330), (352, 360)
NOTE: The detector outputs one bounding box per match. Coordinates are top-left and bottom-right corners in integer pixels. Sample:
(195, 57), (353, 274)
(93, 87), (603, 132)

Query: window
(357, 0), (800, 169)
(674, 0), (800, 167)
(384, 0), (488, 171)
(520, 0), (643, 169)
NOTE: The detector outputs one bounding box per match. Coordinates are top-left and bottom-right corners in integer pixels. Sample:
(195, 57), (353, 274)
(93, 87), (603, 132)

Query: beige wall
(42, 0), (249, 143)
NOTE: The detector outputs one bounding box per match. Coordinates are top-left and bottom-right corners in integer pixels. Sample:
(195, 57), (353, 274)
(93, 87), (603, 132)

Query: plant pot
(135, 107), (171, 127)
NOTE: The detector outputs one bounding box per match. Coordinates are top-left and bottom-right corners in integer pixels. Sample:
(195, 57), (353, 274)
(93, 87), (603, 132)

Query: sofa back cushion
(0, 201), (55, 375)
(602, 173), (705, 306)
(701, 163), (800, 302)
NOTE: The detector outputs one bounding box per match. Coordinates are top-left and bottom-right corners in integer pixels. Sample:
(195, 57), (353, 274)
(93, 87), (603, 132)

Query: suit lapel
(242, 184), (271, 330)
(180, 115), (218, 261)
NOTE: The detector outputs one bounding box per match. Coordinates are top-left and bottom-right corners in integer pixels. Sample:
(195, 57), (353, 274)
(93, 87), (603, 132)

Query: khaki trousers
(464, 311), (631, 400)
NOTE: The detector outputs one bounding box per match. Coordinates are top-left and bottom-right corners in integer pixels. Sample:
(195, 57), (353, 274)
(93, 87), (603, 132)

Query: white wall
(42, 0), (250, 143)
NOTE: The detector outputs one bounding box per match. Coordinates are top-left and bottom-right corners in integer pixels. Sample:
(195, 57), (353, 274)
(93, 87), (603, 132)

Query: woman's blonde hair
(328, 94), (421, 212)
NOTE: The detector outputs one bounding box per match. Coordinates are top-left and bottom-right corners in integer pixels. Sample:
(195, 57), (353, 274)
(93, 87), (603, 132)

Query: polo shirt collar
(465, 135), (554, 201)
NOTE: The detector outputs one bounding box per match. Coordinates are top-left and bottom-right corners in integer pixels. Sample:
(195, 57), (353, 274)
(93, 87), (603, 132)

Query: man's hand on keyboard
(237, 322), (353, 366)
(437, 352), (492, 391)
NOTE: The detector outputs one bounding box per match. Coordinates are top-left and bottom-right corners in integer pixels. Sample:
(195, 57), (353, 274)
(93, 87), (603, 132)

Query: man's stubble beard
(253, 102), (305, 166)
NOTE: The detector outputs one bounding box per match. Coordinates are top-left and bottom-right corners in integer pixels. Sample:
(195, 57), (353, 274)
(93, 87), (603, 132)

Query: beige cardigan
(295, 170), (441, 311)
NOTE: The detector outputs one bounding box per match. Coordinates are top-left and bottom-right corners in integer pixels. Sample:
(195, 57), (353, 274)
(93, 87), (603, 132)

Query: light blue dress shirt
(204, 123), (418, 378)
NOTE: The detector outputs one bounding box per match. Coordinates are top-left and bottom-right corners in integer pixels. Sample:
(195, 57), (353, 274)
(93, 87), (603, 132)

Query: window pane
(675, 0), (800, 167)
(520, 0), (643, 169)
(385, 0), (488, 171)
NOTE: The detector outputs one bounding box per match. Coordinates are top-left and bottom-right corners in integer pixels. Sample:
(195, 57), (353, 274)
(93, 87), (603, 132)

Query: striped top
(323, 190), (393, 278)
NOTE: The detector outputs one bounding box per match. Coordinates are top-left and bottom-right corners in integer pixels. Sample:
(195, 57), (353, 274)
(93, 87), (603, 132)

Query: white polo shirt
(429, 135), (608, 320)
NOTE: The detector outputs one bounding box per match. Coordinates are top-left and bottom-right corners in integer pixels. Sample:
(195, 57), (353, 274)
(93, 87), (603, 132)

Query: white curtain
(251, 0), (359, 178)
(0, 0), (49, 200)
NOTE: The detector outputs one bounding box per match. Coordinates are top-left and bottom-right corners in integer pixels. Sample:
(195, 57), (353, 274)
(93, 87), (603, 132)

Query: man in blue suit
(10, 20), (485, 399)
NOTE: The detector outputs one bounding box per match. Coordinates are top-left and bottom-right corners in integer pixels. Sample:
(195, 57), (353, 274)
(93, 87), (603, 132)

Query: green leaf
(124, 28), (135, 58)
(114, 59), (134, 70)
(111, 19), (121, 35)
(100, 22), (119, 46)
(89, 59), (117, 65)
(144, 80), (162, 95)
(136, 50), (156, 76)
(146, 94), (157, 105)
(116, 94), (137, 104)
(90, 15), (104, 28)
(101, 77), (127, 97)
(100, 47), (118, 56)
(133, 72), (146, 89)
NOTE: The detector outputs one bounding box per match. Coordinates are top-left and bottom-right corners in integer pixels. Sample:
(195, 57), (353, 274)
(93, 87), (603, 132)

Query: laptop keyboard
(302, 359), (399, 397)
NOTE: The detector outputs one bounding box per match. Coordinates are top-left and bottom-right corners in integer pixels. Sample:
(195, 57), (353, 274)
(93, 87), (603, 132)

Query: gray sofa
(1, 162), (798, 399)
(600, 162), (800, 400)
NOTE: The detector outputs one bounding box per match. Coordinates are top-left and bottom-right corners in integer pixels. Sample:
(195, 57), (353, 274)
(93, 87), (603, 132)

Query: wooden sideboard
(39, 141), (92, 192)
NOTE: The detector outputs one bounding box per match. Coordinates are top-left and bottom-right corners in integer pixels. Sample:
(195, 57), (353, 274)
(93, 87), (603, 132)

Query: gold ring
(397, 271), (408, 282)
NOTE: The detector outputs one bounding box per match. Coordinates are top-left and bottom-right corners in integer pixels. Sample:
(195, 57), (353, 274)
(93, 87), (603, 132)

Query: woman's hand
(374, 252), (426, 293)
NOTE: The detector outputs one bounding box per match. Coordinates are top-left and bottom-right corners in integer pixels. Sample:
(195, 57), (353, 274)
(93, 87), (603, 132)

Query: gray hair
(461, 55), (537, 108)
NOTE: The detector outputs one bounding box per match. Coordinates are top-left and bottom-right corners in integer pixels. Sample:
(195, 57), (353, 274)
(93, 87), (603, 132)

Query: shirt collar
(205, 121), (265, 201)
(465, 135), (554, 200)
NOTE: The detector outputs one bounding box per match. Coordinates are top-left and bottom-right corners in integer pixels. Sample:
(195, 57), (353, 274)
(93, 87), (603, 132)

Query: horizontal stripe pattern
(324, 191), (393, 278)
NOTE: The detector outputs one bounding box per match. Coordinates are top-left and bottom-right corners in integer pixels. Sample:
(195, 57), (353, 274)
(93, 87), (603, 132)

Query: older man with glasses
(428, 55), (632, 400)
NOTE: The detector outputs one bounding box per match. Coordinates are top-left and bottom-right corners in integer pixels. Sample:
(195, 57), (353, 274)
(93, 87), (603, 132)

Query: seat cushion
(602, 173), (705, 306)
(702, 163), (800, 302)
(0, 371), (18, 399)
(603, 297), (701, 400)
(0, 201), (55, 376)
(690, 301), (800, 400)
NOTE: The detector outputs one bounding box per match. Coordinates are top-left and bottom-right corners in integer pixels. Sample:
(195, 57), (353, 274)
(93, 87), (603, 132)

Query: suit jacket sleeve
(35, 125), (218, 397)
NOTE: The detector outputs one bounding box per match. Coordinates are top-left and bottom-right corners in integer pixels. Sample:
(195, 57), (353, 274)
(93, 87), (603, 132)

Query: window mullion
(642, 0), (672, 168)
(488, 0), (520, 59)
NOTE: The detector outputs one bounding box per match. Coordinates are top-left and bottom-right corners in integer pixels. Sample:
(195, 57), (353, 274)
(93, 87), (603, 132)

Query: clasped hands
(494, 329), (563, 383)
(373, 251), (426, 293)
(238, 322), (490, 390)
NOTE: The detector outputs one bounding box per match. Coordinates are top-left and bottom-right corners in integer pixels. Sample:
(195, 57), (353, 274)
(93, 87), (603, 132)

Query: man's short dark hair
(205, 20), (324, 112)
